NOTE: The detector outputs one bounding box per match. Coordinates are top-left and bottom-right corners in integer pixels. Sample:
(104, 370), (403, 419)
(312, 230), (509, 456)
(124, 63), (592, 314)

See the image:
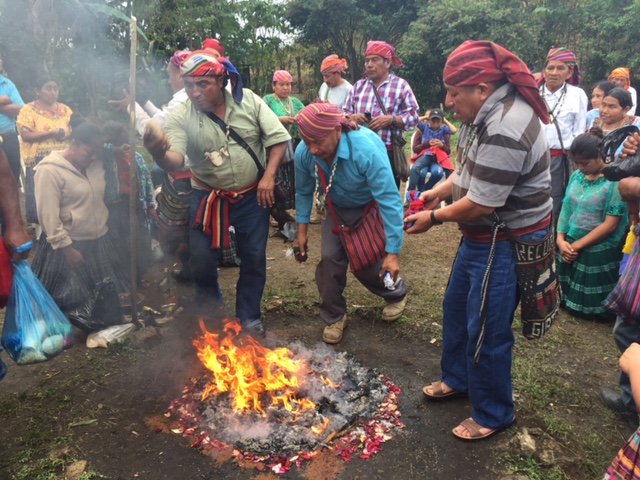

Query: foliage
(286, 0), (419, 83)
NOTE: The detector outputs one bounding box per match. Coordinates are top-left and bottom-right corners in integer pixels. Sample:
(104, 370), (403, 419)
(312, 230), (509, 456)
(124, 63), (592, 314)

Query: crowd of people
(2, 33), (640, 474)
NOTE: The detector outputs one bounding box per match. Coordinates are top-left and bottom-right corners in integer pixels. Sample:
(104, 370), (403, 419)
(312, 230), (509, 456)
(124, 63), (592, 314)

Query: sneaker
(323, 315), (348, 344)
(242, 319), (266, 337)
(382, 296), (407, 322)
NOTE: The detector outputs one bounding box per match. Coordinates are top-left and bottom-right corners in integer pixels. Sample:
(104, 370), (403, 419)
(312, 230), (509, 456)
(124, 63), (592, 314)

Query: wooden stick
(128, 15), (138, 326)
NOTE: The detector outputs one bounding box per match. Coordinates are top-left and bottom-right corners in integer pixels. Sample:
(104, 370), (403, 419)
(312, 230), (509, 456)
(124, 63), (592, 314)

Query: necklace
(456, 124), (480, 175)
(314, 158), (339, 219)
(541, 83), (567, 123)
(275, 95), (293, 116)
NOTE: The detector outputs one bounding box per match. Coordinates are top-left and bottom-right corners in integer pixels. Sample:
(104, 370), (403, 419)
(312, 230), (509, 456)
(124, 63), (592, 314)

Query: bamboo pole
(128, 16), (138, 326)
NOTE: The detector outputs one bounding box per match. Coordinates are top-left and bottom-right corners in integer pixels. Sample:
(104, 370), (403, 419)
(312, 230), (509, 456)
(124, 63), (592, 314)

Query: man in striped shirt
(343, 41), (419, 187)
(406, 41), (552, 441)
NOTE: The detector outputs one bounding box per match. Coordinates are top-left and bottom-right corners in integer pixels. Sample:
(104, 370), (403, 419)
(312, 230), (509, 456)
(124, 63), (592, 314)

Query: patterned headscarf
(545, 47), (581, 86)
(365, 41), (403, 68)
(296, 103), (356, 141)
(321, 54), (348, 75)
(169, 50), (190, 69)
(443, 40), (549, 124)
(180, 50), (243, 104)
(202, 38), (225, 58)
(273, 70), (293, 83)
(609, 67), (631, 89)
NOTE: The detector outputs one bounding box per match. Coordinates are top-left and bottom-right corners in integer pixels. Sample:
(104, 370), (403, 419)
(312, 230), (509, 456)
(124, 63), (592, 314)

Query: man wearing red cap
(318, 54), (352, 111)
(144, 51), (290, 336)
(539, 47), (588, 224)
(343, 41), (419, 186)
(405, 41), (553, 441)
(293, 103), (407, 344)
(202, 38), (225, 59)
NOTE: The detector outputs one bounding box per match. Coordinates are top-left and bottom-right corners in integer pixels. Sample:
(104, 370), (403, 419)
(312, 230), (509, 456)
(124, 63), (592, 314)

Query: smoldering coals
(182, 342), (390, 457)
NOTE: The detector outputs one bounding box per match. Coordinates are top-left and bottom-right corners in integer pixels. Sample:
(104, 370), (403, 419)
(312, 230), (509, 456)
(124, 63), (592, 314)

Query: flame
(321, 375), (340, 389)
(311, 417), (330, 435)
(194, 319), (324, 429)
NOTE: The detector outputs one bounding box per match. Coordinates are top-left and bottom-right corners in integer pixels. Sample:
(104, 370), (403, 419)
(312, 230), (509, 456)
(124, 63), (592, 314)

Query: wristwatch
(430, 209), (443, 225)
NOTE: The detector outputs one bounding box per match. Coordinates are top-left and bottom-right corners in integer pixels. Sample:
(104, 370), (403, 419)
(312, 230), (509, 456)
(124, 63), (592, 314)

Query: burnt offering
(165, 319), (404, 473)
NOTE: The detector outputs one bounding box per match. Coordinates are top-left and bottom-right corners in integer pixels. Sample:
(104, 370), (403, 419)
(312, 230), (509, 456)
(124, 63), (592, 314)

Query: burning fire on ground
(164, 319), (404, 473)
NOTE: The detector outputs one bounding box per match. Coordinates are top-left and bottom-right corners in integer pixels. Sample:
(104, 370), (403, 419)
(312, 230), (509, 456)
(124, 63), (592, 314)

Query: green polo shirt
(165, 88), (291, 191)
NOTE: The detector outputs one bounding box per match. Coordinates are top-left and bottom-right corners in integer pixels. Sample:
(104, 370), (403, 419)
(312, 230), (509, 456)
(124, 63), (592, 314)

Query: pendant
(205, 151), (224, 167)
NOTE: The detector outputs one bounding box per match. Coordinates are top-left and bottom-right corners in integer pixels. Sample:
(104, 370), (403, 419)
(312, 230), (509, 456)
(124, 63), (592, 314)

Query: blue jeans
(408, 154), (443, 192)
(440, 228), (548, 429)
(189, 188), (270, 325)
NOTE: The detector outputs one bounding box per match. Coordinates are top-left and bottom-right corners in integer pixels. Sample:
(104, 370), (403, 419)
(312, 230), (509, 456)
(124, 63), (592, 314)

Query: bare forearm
(430, 173), (456, 202)
(265, 142), (287, 176)
(572, 216), (620, 251)
(21, 130), (59, 143)
(0, 104), (21, 118)
(0, 151), (23, 230)
(153, 150), (184, 172)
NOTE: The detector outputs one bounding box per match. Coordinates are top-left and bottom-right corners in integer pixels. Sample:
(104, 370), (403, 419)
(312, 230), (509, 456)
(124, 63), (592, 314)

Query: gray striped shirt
(453, 83), (552, 230)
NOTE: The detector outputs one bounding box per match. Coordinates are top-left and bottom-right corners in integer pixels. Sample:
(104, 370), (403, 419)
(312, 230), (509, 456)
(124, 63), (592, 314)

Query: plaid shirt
(343, 72), (419, 147)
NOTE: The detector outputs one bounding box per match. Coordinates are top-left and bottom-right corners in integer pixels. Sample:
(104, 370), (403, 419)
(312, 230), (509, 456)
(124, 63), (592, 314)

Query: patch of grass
(503, 454), (564, 480)
(13, 456), (65, 480)
(106, 337), (143, 359)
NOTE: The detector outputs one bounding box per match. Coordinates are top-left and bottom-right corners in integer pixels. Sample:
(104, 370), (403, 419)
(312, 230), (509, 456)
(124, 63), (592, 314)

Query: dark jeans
(189, 188), (270, 325)
(441, 228), (548, 429)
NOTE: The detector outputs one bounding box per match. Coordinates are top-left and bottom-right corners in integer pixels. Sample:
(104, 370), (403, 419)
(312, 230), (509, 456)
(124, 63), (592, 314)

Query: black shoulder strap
(203, 110), (265, 178)
(371, 85), (388, 115)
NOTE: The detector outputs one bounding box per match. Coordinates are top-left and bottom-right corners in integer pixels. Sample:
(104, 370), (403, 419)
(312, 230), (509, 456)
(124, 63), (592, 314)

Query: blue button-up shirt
(295, 127), (404, 254)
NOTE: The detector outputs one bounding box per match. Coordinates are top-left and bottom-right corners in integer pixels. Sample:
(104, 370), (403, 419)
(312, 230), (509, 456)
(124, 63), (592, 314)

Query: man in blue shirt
(0, 59), (24, 187)
(293, 103), (408, 344)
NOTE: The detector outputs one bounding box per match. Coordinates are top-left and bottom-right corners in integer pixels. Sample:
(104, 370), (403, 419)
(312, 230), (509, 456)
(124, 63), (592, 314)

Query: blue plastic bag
(1, 260), (74, 365)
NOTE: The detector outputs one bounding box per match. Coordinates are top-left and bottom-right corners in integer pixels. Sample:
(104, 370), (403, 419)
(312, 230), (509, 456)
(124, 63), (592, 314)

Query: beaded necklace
(314, 158), (339, 219)
(541, 82), (568, 123)
(275, 95), (293, 116)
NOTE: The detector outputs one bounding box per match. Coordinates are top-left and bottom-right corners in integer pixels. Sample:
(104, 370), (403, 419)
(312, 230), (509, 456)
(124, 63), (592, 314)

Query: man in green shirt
(144, 51), (290, 336)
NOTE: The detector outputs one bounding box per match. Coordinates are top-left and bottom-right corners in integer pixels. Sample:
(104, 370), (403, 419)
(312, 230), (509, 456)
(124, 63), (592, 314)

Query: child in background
(557, 131), (628, 320)
(408, 109), (457, 194)
(102, 121), (156, 286)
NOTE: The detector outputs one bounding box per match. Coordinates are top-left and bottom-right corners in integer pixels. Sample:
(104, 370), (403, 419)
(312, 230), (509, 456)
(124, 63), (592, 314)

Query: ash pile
(199, 346), (388, 456)
(167, 320), (394, 459)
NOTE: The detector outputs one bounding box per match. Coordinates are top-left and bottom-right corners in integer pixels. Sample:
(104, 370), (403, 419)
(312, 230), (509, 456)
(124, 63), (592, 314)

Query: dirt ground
(0, 221), (633, 480)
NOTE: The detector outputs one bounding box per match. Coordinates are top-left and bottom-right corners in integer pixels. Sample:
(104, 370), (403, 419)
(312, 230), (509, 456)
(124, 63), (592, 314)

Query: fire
(194, 319), (323, 428)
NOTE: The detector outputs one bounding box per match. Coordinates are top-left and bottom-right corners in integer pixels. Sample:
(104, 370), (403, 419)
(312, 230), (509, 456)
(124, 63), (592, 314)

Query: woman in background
(31, 123), (128, 317)
(586, 81), (616, 131)
(16, 76), (73, 227)
(263, 70), (304, 235)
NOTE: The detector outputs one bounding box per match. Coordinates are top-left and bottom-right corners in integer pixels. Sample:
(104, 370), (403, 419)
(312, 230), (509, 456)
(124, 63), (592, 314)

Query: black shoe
(600, 388), (640, 428)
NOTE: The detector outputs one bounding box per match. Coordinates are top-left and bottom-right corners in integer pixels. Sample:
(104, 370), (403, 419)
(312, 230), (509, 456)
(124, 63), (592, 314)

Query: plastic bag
(86, 324), (136, 348)
(67, 278), (124, 332)
(601, 125), (640, 181)
(1, 260), (74, 365)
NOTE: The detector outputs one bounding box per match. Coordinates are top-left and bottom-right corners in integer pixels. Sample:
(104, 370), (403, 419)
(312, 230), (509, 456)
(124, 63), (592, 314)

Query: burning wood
(165, 319), (404, 473)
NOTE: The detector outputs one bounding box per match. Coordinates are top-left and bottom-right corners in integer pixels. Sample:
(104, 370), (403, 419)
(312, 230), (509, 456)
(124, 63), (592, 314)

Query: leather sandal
(422, 381), (467, 401)
(452, 417), (515, 441)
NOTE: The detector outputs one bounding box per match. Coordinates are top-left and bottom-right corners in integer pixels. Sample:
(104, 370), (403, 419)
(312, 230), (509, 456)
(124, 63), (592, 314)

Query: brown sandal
(452, 417), (515, 441)
(422, 381), (467, 401)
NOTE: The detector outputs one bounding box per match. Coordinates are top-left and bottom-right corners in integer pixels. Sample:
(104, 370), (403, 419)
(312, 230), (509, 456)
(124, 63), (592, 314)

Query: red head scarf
(202, 38), (225, 57)
(296, 103), (356, 141)
(609, 68), (631, 89)
(273, 70), (293, 83)
(180, 50), (243, 104)
(545, 47), (581, 86)
(365, 41), (403, 68)
(321, 54), (348, 75)
(444, 40), (549, 124)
